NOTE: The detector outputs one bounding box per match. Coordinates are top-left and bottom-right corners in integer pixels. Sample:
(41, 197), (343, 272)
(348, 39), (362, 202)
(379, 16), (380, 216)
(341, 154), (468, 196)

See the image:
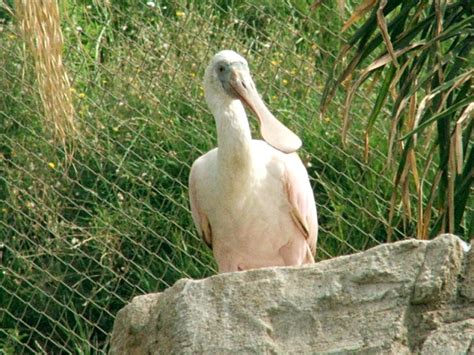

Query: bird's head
(203, 50), (302, 154)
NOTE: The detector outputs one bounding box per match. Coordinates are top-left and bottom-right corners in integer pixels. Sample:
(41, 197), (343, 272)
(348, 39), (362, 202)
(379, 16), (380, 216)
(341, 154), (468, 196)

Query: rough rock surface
(110, 234), (473, 354)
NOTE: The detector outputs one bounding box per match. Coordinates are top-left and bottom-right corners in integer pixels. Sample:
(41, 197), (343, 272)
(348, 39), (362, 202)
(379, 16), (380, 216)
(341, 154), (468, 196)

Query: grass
(0, 0), (471, 353)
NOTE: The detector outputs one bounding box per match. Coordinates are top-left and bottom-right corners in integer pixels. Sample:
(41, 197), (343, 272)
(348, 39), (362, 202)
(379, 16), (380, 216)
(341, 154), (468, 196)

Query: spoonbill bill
(189, 50), (318, 273)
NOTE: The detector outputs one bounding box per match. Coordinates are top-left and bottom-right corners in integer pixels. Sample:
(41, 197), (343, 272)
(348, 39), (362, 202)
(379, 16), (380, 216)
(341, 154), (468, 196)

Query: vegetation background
(0, 0), (471, 353)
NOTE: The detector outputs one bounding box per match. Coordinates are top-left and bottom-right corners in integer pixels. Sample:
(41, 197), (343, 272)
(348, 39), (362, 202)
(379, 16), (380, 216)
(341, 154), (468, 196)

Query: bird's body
(189, 50), (317, 273)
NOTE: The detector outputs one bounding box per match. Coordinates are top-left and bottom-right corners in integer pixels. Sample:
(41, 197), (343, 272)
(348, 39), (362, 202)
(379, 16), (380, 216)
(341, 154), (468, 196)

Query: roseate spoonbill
(189, 50), (317, 273)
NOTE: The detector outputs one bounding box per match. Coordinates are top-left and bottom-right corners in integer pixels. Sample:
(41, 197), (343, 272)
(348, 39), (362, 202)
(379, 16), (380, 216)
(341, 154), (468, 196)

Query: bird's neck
(211, 98), (253, 181)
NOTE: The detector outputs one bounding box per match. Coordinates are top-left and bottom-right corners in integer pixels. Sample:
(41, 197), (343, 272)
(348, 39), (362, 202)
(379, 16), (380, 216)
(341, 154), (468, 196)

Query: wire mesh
(0, 1), (471, 353)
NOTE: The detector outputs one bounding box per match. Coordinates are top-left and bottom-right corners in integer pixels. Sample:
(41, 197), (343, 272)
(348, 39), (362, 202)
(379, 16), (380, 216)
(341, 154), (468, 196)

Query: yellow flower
(282, 79), (289, 85)
(78, 92), (86, 99)
(48, 162), (56, 169)
(176, 11), (185, 17)
(324, 117), (330, 122)
(70, 87), (76, 93)
(270, 60), (279, 66)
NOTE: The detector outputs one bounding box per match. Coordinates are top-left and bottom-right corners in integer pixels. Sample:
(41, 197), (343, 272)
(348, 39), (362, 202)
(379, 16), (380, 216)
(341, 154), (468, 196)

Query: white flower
(146, 1), (156, 8)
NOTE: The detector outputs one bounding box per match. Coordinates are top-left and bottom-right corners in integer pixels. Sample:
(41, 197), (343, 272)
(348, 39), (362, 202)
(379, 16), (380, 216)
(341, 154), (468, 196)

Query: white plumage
(189, 50), (318, 273)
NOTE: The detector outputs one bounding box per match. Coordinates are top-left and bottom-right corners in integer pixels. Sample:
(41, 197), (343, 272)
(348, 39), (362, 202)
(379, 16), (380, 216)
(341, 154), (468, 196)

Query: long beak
(228, 68), (302, 154)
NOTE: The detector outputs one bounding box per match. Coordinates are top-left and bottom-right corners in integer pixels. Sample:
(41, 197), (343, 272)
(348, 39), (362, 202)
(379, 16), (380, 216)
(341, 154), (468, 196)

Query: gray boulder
(110, 234), (473, 354)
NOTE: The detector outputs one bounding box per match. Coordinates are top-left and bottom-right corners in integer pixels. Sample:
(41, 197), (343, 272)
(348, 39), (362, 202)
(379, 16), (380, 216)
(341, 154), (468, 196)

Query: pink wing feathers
(189, 166), (213, 249)
(284, 154), (318, 261)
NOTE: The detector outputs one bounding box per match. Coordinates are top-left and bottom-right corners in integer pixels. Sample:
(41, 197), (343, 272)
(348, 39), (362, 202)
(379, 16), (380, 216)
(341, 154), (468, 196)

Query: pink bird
(189, 50), (318, 273)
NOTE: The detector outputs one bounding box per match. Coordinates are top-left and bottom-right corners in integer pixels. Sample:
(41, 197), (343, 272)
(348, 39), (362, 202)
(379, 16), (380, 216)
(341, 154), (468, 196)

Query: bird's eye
(218, 66), (225, 73)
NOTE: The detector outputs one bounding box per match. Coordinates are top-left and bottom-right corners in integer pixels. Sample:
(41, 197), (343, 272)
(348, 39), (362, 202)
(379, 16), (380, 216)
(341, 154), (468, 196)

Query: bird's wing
(284, 154), (318, 257)
(189, 163), (213, 249)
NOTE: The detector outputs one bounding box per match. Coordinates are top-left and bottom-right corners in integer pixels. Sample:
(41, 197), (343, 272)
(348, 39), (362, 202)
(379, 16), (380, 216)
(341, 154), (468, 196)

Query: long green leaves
(321, 0), (473, 240)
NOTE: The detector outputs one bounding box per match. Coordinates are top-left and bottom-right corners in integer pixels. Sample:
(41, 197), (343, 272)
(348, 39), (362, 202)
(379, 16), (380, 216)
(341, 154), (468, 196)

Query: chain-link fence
(0, 1), (471, 353)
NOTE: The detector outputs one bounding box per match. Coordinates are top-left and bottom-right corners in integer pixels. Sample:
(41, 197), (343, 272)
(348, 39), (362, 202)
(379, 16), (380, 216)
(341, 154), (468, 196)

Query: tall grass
(15, 0), (77, 147)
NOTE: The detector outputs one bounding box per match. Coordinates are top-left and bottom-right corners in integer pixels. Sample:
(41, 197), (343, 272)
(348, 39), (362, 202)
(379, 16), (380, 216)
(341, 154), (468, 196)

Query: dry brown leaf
(389, 61), (410, 99)
(417, 145), (434, 239)
(365, 42), (423, 73)
(342, 0), (378, 32)
(386, 102), (406, 167)
(454, 103), (474, 174)
(376, 0), (399, 68)
(407, 95), (420, 193)
(342, 73), (368, 146)
(448, 138), (456, 233)
(422, 171), (441, 239)
(399, 152), (412, 226)
(413, 92), (437, 138)
(364, 132), (370, 163)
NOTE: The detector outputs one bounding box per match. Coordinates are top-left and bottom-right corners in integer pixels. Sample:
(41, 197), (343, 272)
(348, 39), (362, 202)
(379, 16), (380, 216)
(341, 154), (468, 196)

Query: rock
(109, 234), (472, 354)
(412, 234), (465, 304)
(110, 293), (158, 355)
(421, 319), (474, 355)
(460, 239), (474, 301)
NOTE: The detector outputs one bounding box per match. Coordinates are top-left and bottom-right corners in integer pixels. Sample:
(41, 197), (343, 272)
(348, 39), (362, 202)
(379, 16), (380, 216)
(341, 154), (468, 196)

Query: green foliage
(322, 0), (473, 240)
